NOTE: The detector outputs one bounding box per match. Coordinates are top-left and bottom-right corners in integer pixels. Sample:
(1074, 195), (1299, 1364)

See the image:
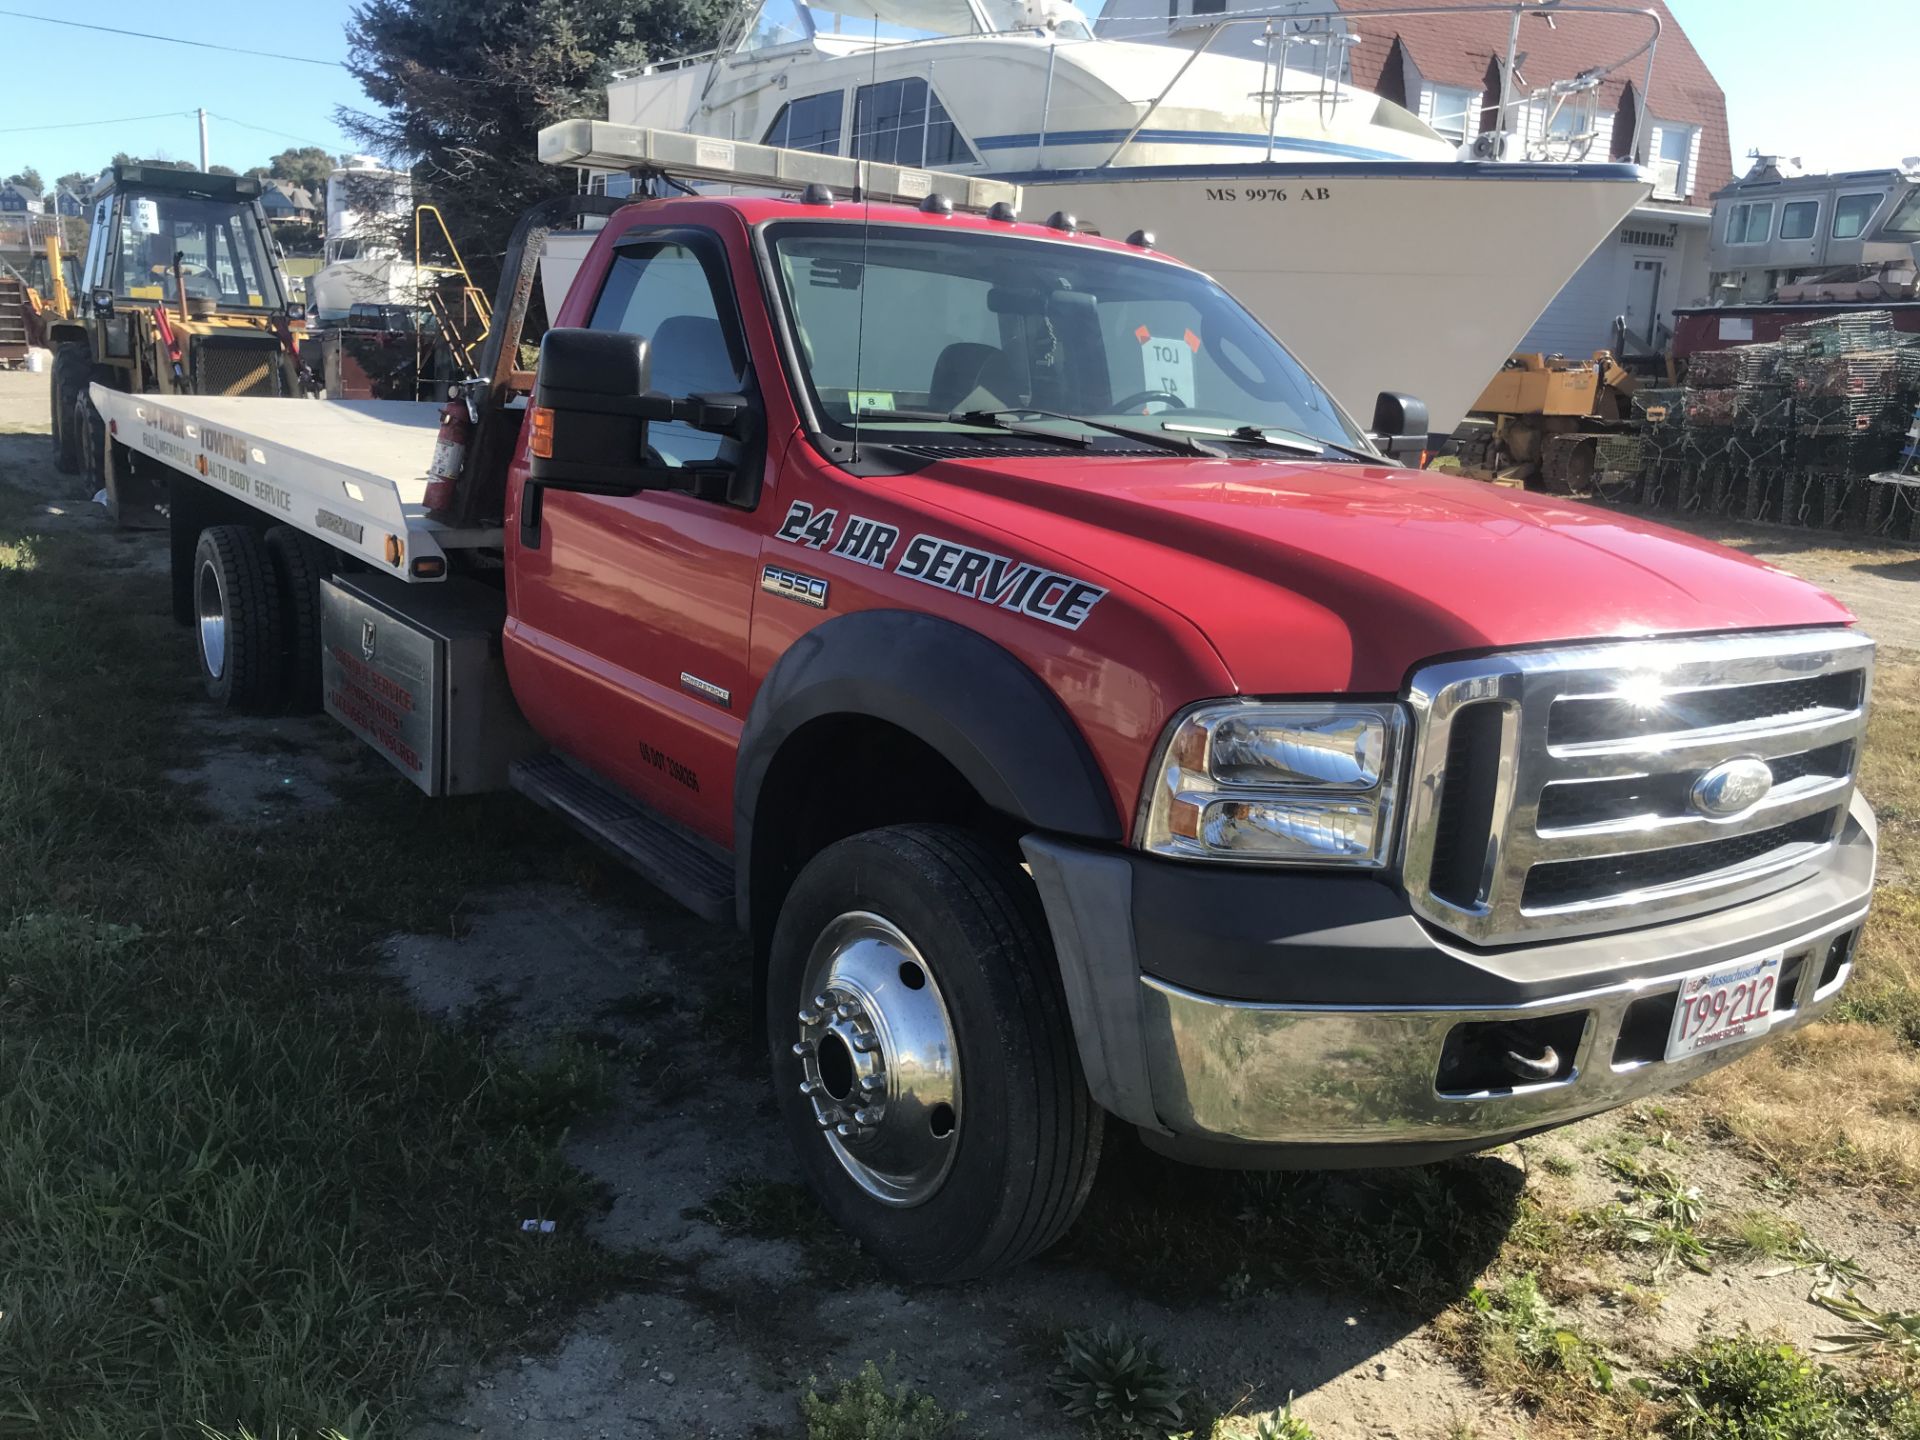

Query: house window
(1725, 201), (1774, 245)
(1651, 123), (1695, 199)
(1779, 199), (1820, 242)
(851, 78), (976, 167)
(1832, 191), (1886, 240)
(763, 91), (844, 155)
(1426, 84), (1477, 144)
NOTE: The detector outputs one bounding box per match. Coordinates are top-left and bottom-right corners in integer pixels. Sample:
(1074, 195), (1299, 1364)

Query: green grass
(1661, 1336), (1920, 1440)
(0, 474), (647, 1434)
(801, 1359), (963, 1440)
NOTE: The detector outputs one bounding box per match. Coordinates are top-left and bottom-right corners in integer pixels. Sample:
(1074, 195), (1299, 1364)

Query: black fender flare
(734, 609), (1121, 931)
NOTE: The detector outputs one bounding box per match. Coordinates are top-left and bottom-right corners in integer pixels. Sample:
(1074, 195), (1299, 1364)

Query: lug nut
(854, 1107), (878, 1125)
(813, 993), (831, 1011)
(859, 1073), (884, 1093)
(791, 1041), (809, 1056)
(818, 1112), (837, 1129)
(836, 1002), (857, 1019)
(799, 1079), (817, 1096)
(798, 1008), (821, 1025)
(853, 1034), (879, 1053)
(835, 1121), (855, 1137)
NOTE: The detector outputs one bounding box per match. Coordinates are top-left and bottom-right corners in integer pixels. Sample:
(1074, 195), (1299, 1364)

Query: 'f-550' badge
(761, 563), (829, 608)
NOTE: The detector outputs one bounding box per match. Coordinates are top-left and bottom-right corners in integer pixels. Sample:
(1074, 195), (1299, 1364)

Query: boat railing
(1088, 2), (1660, 170)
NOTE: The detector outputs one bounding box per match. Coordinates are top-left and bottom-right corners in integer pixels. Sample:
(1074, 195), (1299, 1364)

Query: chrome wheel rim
(792, 911), (960, 1208)
(196, 557), (228, 680)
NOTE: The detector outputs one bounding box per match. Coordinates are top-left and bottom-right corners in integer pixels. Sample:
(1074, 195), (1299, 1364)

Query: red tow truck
(91, 124), (1878, 1282)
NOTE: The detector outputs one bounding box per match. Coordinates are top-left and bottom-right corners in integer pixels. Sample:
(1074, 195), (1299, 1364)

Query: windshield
(111, 193), (285, 310)
(767, 221), (1371, 455)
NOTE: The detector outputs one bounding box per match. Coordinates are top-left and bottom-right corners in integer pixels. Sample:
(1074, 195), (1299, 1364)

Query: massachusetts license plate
(1665, 950), (1784, 1061)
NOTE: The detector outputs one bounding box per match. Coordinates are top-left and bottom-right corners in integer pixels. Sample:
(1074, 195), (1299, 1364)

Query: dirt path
(3, 367), (1914, 1439)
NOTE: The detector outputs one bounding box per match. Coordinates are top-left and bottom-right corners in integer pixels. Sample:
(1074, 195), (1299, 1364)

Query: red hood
(905, 455), (1856, 694)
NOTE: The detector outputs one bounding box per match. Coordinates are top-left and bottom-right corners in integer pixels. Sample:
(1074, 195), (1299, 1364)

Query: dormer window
(1650, 121), (1697, 200)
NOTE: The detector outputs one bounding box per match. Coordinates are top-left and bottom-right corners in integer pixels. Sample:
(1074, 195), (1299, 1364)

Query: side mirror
(1369, 391), (1430, 465)
(522, 328), (761, 546)
(528, 327), (663, 499)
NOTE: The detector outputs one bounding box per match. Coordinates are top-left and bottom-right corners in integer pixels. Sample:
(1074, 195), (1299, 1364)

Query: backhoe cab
(48, 164), (304, 495)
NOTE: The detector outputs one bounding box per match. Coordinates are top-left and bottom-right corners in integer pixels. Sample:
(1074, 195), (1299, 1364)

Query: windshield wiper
(961, 408), (1226, 457)
(855, 407), (1093, 448)
(1162, 420), (1380, 464)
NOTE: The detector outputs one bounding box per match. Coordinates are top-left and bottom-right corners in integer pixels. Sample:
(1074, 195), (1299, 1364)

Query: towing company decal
(773, 500), (1106, 631)
(136, 409), (291, 515)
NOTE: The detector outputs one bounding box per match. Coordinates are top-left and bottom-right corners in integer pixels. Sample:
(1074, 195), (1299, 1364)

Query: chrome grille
(1402, 629), (1873, 946)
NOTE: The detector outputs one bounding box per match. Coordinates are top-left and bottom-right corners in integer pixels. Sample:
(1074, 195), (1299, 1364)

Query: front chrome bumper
(1137, 907), (1862, 1148)
(1022, 792), (1876, 1165)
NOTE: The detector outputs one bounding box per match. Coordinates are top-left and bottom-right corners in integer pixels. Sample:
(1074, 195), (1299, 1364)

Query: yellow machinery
(1453, 352), (1641, 492)
(47, 164), (305, 481)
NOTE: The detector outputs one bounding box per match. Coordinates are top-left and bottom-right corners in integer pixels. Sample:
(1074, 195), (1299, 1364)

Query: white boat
(309, 158), (421, 321)
(602, 0), (1662, 432)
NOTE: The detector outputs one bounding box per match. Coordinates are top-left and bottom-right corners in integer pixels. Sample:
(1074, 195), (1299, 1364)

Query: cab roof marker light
(1046, 210), (1078, 233)
(988, 200), (1018, 223)
(1127, 229), (1154, 249)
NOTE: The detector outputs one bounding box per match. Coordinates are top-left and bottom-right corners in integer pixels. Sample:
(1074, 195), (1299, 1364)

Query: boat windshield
(737, 0), (1089, 47)
(767, 221), (1372, 455)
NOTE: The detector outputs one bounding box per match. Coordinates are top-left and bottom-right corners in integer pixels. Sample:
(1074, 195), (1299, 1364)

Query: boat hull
(1015, 161), (1651, 434)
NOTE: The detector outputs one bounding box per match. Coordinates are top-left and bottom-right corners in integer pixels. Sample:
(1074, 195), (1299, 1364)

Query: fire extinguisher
(423, 388), (473, 515)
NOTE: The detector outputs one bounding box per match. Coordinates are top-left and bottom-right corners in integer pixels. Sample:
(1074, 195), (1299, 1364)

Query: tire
(265, 527), (327, 714)
(50, 342), (88, 474)
(74, 389), (105, 503)
(192, 526), (287, 714)
(767, 824), (1102, 1282)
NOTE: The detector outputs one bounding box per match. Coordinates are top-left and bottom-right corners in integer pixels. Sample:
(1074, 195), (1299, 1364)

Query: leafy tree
(5, 167), (43, 192)
(110, 153), (195, 171)
(208, 164), (240, 177)
(340, 0), (728, 289)
(55, 170), (96, 196)
(268, 146), (337, 190)
(244, 165), (272, 180)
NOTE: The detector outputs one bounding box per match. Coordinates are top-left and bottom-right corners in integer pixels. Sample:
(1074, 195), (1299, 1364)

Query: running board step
(510, 754), (734, 924)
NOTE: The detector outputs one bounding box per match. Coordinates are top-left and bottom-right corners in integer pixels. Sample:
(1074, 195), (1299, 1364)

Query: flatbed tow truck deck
(91, 391), (498, 577)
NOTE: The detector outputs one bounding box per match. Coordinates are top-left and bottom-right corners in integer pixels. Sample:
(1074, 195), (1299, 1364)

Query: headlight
(1137, 700), (1409, 866)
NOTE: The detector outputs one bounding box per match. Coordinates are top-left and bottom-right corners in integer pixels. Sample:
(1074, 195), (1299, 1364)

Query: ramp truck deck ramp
(92, 122), (1880, 1285)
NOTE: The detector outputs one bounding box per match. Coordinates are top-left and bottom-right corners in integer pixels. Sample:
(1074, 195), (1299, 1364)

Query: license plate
(1665, 950), (1784, 1061)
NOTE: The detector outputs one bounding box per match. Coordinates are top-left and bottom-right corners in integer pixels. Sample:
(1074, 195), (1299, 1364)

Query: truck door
(505, 228), (760, 842)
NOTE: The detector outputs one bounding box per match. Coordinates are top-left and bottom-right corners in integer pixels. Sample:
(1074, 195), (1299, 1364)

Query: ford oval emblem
(1691, 757), (1773, 818)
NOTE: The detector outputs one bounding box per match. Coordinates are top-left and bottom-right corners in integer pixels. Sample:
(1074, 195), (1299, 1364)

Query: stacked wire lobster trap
(1597, 310), (1920, 540)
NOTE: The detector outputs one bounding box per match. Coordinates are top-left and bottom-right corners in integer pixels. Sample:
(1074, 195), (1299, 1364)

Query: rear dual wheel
(191, 524), (328, 715)
(768, 825), (1102, 1282)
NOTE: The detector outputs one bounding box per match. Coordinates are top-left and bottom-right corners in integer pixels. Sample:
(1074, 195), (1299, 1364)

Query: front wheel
(767, 824), (1102, 1282)
(50, 343), (88, 475)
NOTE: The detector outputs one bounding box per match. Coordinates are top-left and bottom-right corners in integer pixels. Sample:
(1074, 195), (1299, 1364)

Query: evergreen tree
(340, 0), (728, 288)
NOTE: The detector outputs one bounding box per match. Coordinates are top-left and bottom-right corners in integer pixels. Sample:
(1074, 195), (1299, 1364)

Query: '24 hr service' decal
(775, 501), (1107, 631)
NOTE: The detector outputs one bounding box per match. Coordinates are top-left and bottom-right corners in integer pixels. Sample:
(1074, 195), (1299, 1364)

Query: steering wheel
(1112, 389), (1188, 413)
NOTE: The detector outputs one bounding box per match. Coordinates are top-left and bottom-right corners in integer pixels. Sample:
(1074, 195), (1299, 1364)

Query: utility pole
(198, 108), (209, 171)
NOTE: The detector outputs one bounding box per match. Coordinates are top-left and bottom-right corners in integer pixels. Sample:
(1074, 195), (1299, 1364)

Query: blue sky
(0, 1), (368, 182)
(0, 0), (1912, 187)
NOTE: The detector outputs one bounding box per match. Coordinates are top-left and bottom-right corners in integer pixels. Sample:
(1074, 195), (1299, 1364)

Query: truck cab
(94, 130), (1877, 1284)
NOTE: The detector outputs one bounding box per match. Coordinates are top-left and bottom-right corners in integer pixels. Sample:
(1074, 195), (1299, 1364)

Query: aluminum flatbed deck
(89, 386), (501, 579)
